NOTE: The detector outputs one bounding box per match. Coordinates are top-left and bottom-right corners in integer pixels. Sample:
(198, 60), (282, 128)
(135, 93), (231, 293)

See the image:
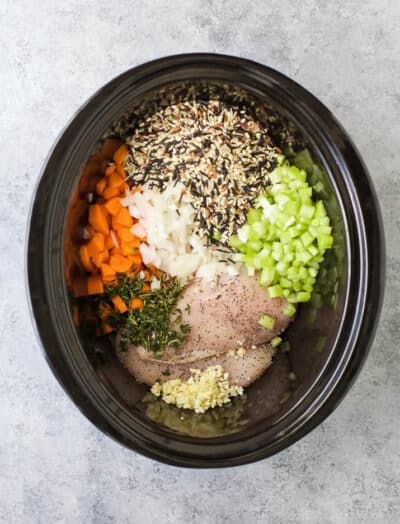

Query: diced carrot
(99, 304), (113, 320)
(132, 236), (141, 247)
(113, 144), (129, 165)
(118, 228), (135, 243)
(131, 186), (142, 194)
(96, 177), (107, 196)
(142, 283), (151, 293)
(87, 275), (104, 295)
(115, 165), (126, 179)
(128, 253), (142, 269)
(104, 197), (122, 216)
(72, 305), (79, 327)
(101, 321), (114, 334)
(92, 250), (110, 268)
(87, 233), (105, 257)
(147, 264), (162, 278)
(104, 235), (115, 250)
(100, 264), (116, 283)
(89, 204), (109, 235)
(120, 242), (135, 256)
(72, 277), (87, 297)
(111, 296), (128, 313)
(130, 298), (144, 309)
(105, 164), (116, 176)
(109, 171), (125, 189)
(110, 246), (124, 256)
(143, 270), (152, 282)
(113, 207), (134, 229)
(79, 245), (94, 272)
(127, 263), (142, 277)
(103, 186), (121, 200)
(109, 255), (132, 273)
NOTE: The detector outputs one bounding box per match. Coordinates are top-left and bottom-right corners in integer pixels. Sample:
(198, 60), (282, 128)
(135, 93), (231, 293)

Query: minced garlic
(151, 366), (243, 414)
(228, 347), (247, 358)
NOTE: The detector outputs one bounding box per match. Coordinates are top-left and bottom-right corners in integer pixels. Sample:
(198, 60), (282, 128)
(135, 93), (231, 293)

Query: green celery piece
(284, 304), (296, 317)
(247, 208), (263, 225)
(258, 314), (275, 329)
(267, 284), (283, 298)
(260, 267), (275, 287)
(271, 336), (282, 348)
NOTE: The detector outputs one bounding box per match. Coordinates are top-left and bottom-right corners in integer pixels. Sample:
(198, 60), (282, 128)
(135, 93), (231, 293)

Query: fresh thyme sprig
(98, 273), (190, 356)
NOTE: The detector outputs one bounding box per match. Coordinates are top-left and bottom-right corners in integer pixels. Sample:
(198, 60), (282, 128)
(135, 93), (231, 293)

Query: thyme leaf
(102, 274), (190, 356)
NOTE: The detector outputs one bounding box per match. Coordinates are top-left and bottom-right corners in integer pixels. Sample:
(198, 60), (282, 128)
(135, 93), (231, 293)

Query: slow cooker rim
(26, 53), (385, 467)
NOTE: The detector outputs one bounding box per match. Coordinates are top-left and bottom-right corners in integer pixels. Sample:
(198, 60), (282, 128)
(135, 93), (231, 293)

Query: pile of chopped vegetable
(229, 163), (333, 305)
(68, 93), (336, 416)
(151, 366), (243, 414)
(98, 273), (190, 355)
(75, 144), (142, 297)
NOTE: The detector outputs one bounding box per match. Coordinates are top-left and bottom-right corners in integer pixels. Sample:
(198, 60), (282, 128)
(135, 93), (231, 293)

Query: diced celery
(227, 163), (333, 306)
(310, 292), (322, 307)
(280, 231), (293, 244)
(229, 235), (243, 250)
(233, 253), (247, 263)
(280, 277), (292, 289)
(280, 341), (290, 352)
(246, 240), (263, 253)
(317, 234), (333, 250)
(238, 224), (250, 243)
(315, 201), (327, 218)
(296, 291), (311, 302)
(314, 335), (327, 353)
(284, 304), (296, 317)
(298, 267), (309, 280)
(271, 336), (282, 347)
(247, 208), (263, 225)
(276, 261), (288, 275)
(246, 265), (255, 277)
(249, 221), (267, 240)
(258, 314), (275, 329)
(301, 231), (314, 247)
(293, 280), (303, 292)
(313, 181), (324, 193)
(299, 204), (315, 221)
(267, 284), (283, 298)
(307, 308), (317, 324)
(260, 267), (275, 287)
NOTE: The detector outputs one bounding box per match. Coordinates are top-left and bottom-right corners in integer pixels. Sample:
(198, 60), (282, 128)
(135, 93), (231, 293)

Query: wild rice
(123, 99), (281, 246)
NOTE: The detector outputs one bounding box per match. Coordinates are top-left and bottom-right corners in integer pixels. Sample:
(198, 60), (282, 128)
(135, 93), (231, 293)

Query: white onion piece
(131, 222), (147, 238)
(123, 183), (240, 279)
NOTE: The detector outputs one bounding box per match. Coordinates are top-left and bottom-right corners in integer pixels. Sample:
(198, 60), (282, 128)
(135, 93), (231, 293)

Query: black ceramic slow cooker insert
(27, 54), (384, 467)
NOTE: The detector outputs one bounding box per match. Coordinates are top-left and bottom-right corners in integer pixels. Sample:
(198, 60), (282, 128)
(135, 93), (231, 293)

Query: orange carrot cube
(113, 144), (129, 165)
(87, 275), (104, 295)
(88, 204), (109, 235)
(111, 296), (128, 313)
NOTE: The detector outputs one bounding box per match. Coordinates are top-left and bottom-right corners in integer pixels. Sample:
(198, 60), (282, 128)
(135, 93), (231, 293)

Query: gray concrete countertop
(1, 1), (399, 522)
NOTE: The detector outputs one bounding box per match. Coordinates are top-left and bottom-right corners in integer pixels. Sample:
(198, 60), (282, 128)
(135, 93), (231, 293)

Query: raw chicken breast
(118, 341), (275, 388)
(137, 274), (292, 364)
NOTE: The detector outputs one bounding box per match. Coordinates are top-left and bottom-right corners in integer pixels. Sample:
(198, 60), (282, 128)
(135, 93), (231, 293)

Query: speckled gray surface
(1, 0), (399, 522)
